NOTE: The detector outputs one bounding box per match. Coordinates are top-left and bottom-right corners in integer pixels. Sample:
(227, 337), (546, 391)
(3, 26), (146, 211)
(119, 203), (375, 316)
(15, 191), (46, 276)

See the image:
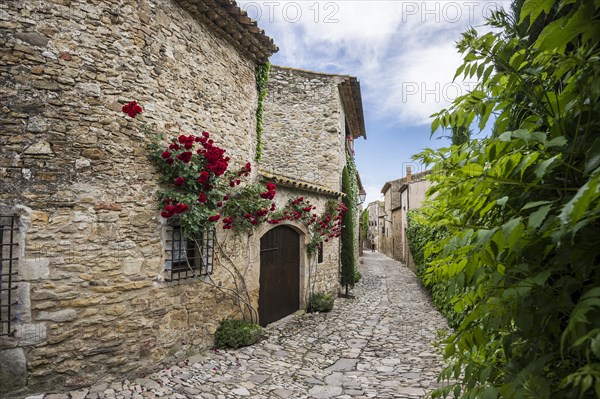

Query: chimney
(406, 166), (412, 182)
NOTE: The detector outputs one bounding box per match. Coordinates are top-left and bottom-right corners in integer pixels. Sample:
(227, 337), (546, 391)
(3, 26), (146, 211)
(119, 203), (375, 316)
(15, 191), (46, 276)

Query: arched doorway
(259, 225), (300, 326)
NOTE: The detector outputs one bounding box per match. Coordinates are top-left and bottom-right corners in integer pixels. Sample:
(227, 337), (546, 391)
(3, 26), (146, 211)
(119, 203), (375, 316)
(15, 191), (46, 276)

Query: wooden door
(259, 226), (300, 326)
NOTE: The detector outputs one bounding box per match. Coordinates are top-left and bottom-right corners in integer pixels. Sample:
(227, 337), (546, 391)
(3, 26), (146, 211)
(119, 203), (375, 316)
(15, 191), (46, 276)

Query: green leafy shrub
(308, 293), (334, 313)
(406, 209), (447, 280)
(214, 319), (263, 349)
(353, 271), (362, 284)
(420, 1), (600, 397)
(406, 210), (459, 327)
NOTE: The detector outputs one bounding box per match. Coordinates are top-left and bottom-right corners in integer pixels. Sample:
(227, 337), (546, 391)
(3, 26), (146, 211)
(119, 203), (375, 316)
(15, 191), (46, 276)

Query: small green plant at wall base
(308, 293), (334, 313)
(214, 319), (263, 349)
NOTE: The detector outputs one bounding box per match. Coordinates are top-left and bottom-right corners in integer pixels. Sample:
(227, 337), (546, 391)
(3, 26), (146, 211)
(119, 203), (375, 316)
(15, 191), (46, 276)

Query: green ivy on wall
(255, 62), (270, 162)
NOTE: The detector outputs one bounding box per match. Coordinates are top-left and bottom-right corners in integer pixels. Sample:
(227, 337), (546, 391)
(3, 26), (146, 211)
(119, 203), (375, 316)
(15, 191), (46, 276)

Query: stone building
(0, 1), (368, 395)
(380, 178), (404, 260)
(261, 65), (366, 289)
(376, 167), (432, 267)
(398, 168), (432, 270)
(365, 201), (382, 252)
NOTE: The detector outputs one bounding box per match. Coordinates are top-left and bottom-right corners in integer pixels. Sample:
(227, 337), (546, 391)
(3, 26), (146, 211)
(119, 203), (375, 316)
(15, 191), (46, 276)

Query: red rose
(122, 101), (143, 118)
(176, 151), (192, 163)
(161, 151), (171, 159)
(223, 195), (229, 201)
(197, 171), (209, 183)
(202, 131), (210, 138)
(166, 158), (174, 165)
(198, 192), (207, 203)
(161, 211), (172, 218)
(208, 214), (220, 222)
(175, 203), (189, 213)
(217, 201), (223, 207)
(174, 177), (185, 186)
(169, 143), (180, 151)
(165, 205), (177, 213)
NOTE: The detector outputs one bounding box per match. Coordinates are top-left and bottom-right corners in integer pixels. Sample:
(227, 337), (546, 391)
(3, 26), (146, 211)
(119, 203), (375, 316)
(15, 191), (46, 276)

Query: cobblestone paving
(35, 252), (449, 399)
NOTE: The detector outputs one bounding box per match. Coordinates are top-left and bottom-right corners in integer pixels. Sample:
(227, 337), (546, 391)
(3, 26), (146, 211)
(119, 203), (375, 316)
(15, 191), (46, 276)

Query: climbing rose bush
(121, 101), (277, 235)
(269, 197), (346, 256)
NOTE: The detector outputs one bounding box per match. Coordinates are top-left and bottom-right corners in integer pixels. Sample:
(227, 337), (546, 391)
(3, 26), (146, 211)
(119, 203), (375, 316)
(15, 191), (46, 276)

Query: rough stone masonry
(0, 0), (274, 394)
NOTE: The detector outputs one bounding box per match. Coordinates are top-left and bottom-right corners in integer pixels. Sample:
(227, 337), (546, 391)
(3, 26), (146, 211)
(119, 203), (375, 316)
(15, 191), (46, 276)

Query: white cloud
(239, 1), (509, 126)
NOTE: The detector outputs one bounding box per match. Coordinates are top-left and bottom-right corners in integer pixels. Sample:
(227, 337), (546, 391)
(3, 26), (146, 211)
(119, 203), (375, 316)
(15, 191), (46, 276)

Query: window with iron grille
(165, 226), (214, 281)
(0, 215), (19, 336)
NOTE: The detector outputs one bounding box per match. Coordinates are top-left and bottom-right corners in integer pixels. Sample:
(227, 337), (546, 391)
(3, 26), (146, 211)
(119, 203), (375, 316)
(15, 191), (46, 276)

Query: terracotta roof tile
(175, 0), (278, 62)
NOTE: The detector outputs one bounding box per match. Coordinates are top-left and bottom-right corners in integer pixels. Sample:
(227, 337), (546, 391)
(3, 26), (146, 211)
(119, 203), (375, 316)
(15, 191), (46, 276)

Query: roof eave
(174, 0), (278, 63)
(338, 77), (366, 140)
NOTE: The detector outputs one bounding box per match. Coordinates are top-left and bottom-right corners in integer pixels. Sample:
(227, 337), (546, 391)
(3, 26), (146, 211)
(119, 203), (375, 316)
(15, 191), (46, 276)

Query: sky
(238, 0), (510, 205)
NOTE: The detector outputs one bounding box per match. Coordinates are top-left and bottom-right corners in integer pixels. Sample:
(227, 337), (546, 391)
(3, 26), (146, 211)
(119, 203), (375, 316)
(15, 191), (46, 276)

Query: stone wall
(366, 201), (381, 251)
(400, 178), (432, 269)
(1, 0), (262, 394)
(267, 187), (341, 299)
(261, 66), (346, 192)
(260, 65), (356, 299)
(380, 179), (404, 260)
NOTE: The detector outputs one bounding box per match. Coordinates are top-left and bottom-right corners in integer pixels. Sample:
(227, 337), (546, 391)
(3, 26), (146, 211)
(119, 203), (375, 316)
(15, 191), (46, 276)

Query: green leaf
(480, 386), (498, 399)
(518, 0), (554, 25)
(431, 118), (441, 135)
(584, 137), (600, 175)
(528, 204), (551, 229)
(560, 174), (600, 225)
(499, 131), (512, 142)
(522, 200), (553, 210)
(454, 63), (466, 81)
(503, 217), (522, 240)
(535, 155), (560, 179)
(496, 196), (509, 206)
(546, 136), (567, 148)
(535, 3), (591, 52)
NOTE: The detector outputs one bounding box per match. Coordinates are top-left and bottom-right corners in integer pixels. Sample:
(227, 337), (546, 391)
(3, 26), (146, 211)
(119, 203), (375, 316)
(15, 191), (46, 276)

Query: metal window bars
(165, 226), (214, 281)
(0, 215), (18, 336)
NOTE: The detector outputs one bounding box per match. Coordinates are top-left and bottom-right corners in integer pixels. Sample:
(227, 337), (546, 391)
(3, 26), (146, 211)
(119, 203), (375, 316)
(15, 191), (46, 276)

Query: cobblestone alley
(36, 252), (449, 399)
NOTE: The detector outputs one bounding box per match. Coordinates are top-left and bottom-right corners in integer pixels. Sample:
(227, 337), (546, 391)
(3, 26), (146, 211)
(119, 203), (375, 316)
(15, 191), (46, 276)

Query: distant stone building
(375, 167), (432, 265)
(398, 168), (432, 270)
(380, 178), (404, 260)
(366, 201), (383, 251)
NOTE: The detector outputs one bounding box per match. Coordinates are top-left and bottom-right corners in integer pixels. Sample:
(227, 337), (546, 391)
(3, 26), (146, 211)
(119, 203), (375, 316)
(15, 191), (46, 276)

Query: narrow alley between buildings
(38, 252), (449, 399)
